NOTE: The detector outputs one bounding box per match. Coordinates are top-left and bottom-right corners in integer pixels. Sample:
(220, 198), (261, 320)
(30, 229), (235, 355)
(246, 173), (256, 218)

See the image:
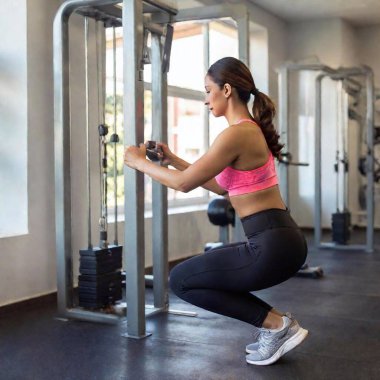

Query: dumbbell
(145, 140), (163, 162)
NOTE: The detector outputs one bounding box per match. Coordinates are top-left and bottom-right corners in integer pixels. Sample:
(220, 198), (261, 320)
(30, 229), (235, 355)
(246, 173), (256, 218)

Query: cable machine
(278, 63), (375, 254)
(54, 0), (258, 338)
(54, 0), (177, 332)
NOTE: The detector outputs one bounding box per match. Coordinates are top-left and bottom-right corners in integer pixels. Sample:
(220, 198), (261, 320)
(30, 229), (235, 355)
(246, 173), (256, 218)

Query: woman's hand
(124, 144), (147, 170)
(155, 142), (176, 166)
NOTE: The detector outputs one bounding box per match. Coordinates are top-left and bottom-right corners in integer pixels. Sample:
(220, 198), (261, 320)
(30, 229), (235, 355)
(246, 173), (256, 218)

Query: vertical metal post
(234, 10), (249, 242)
(151, 33), (169, 310)
(203, 23), (210, 157)
(219, 226), (229, 245)
(314, 75), (324, 248)
(112, 25), (119, 245)
(123, 0), (148, 338)
(53, 4), (73, 316)
(278, 67), (289, 205)
(84, 17), (93, 250)
(236, 10), (249, 66)
(365, 68), (375, 252)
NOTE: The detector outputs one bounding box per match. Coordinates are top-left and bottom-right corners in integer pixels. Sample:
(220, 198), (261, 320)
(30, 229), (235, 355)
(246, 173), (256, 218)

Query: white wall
(0, 0), (60, 306)
(246, 2), (287, 105)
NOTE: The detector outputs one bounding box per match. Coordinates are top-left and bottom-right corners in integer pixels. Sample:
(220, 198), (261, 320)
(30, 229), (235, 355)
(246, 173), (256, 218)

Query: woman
(124, 57), (308, 366)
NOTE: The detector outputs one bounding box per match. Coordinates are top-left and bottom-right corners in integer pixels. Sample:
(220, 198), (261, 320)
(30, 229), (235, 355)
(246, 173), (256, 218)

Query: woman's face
(204, 75), (227, 117)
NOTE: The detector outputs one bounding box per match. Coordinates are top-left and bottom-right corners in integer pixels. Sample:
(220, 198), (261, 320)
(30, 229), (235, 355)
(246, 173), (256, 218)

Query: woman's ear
(224, 83), (232, 98)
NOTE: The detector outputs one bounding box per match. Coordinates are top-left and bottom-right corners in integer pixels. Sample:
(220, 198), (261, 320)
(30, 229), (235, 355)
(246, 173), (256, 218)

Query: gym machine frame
(278, 63), (374, 253)
(54, 0), (255, 338)
(54, 0), (177, 334)
(314, 67), (374, 252)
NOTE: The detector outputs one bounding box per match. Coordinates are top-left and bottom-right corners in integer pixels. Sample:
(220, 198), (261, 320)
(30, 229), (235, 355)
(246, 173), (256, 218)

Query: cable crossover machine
(277, 62), (375, 261)
(54, 0), (257, 339)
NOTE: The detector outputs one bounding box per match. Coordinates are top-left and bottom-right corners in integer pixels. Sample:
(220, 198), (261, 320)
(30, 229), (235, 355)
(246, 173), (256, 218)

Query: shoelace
(257, 330), (278, 357)
(257, 322), (290, 357)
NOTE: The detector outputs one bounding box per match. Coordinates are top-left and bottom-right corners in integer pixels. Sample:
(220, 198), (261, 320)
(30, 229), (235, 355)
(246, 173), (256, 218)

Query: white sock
(269, 316), (287, 332)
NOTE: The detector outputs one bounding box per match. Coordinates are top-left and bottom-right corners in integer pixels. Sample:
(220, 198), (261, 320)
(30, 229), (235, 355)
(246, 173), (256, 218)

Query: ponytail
(207, 57), (284, 159)
(252, 91), (284, 159)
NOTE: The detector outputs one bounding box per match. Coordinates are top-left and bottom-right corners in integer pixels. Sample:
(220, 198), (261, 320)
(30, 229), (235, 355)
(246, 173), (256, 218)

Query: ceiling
(247, 0), (380, 26)
(176, 0), (380, 26)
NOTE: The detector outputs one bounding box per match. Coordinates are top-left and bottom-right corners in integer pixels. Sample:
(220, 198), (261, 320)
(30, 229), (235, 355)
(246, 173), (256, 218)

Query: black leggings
(169, 208), (307, 327)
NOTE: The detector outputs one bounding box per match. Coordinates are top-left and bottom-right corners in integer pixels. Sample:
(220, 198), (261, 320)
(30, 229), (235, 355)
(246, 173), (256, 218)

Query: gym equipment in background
(277, 152), (323, 278)
(331, 81), (351, 245)
(278, 62), (375, 253)
(204, 197), (235, 251)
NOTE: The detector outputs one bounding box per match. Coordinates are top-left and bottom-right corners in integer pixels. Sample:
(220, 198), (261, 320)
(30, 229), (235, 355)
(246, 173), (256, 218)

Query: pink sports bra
(215, 119), (278, 196)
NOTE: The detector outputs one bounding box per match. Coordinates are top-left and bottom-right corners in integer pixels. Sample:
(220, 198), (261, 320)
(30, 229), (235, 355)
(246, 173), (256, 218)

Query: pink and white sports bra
(215, 119), (278, 196)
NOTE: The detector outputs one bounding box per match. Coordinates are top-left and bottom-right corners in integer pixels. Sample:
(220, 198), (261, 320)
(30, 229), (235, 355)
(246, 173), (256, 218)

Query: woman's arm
(168, 154), (227, 195)
(124, 127), (240, 194)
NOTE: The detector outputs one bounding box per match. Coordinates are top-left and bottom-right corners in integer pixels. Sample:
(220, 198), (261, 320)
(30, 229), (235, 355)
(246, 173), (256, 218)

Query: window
(104, 19), (239, 211)
(0, 0), (28, 238)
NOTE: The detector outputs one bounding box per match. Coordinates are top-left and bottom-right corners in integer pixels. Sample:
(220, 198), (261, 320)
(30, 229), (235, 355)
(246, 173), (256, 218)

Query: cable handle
(145, 140), (163, 162)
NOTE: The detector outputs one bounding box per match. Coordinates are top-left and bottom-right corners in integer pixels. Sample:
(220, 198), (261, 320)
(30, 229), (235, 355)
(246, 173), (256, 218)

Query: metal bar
(318, 243), (369, 251)
(151, 32), (169, 311)
(203, 23), (210, 200)
(66, 308), (120, 324)
(112, 25), (118, 245)
(144, 21), (165, 35)
(54, 1), (73, 316)
(278, 66), (289, 205)
(236, 9), (249, 66)
(152, 3), (246, 23)
(219, 226), (229, 245)
(53, 0), (123, 320)
(84, 16), (93, 249)
(279, 63), (337, 73)
(123, 0), (147, 339)
(233, 9), (250, 243)
(364, 67), (375, 252)
(144, 83), (205, 101)
(143, 0), (177, 15)
(314, 74), (325, 248)
(76, 7), (122, 27)
(96, 21), (104, 227)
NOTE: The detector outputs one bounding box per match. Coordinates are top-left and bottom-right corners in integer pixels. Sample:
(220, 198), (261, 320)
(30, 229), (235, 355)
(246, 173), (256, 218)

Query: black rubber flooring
(1, 231), (380, 380)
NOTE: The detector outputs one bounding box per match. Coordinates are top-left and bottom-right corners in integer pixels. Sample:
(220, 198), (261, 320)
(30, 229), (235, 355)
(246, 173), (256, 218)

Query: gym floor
(1, 231), (380, 380)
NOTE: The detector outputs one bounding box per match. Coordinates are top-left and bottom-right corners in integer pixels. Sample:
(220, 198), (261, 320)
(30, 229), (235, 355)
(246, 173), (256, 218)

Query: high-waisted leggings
(169, 208), (308, 327)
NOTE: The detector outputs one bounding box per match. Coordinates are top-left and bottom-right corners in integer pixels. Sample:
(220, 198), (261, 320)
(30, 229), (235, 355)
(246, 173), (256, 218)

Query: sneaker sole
(246, 327), (308, 366)
(246, 344), (259, 354)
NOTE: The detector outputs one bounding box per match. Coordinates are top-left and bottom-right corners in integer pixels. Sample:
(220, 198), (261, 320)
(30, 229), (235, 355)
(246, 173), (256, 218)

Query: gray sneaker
(245, 312), (295, 354)
(246, 316), (308, 366)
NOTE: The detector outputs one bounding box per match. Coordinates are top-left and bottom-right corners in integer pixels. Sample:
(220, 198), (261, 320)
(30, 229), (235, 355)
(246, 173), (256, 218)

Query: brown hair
(206, 57), (283, 159)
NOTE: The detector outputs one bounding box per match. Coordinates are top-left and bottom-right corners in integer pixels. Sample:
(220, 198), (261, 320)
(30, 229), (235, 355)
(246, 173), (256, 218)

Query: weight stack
(78, 245), (123, 308)
(332, 212), (351, 245)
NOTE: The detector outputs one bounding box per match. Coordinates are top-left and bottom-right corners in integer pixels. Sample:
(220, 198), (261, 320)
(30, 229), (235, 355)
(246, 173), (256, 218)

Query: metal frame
(151, 32), (168, 313)
(314, 67), (374, 252)
(54, 0), (121, 325)
(54, 0), (258, 338)
(54, 0), (177, 332)
(277, 63), (374, 253)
